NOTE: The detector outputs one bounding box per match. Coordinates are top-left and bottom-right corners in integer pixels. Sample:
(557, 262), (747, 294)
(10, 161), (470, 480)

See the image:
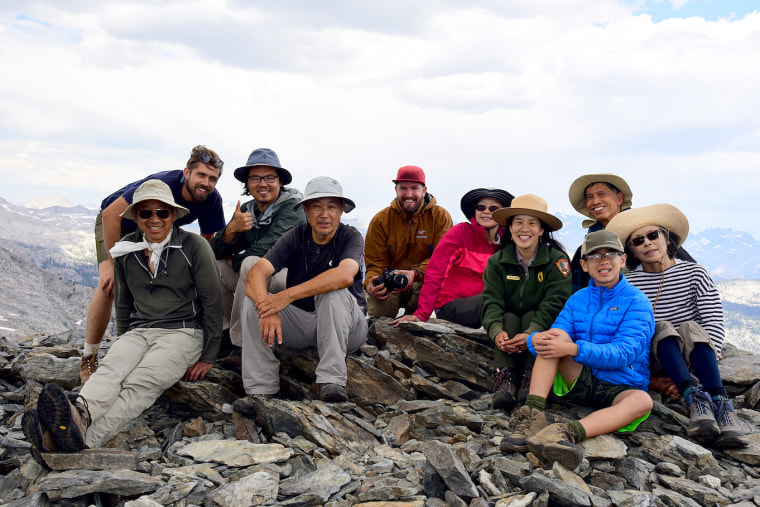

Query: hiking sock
(682, 382), (701, 405)
(567, 420), (586, 443)
(83, 342), (99, 356)
(689, 343), (723, 392)
(709, 388), (729, 400)
(526, 395), (546, 411)
(657, 337), (692, 389)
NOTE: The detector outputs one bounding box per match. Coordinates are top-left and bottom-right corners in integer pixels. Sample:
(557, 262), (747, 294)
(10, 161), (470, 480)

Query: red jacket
(414, 217), (502, 320)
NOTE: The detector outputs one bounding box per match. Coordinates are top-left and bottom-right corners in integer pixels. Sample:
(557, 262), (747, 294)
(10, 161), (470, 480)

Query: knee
(239, 255), (263, 275)
(633, 391), (654, 415)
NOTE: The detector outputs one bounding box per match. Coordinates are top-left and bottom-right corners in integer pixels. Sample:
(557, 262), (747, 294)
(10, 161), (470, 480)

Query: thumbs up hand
(228, 200), (254, 234)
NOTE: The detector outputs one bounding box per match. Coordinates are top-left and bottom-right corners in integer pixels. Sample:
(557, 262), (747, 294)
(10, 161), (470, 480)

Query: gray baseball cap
(297, 176), (355, 213)
(581, 230), (625, 257)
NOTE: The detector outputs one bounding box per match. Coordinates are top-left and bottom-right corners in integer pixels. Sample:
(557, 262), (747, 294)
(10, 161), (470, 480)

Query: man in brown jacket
(364, 166), (453, 318)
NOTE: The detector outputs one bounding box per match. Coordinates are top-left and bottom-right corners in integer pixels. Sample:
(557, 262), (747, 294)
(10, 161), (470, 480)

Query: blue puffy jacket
(527, 275), (654, 390)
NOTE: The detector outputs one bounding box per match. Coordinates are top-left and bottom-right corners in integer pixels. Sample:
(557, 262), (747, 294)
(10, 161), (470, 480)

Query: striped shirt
(625, 260), (725, 355)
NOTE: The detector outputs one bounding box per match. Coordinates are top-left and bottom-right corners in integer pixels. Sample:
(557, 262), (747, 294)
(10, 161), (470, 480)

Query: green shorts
(95, 212), (133, 263)
(553, 366), (650, 432)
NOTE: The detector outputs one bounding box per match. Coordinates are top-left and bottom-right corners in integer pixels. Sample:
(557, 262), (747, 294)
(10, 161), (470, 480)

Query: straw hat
(568, 174), (633, 220)
(492, 194), (562, 232)
(120, 180), (189, 222)
(605, 204), (689, 248)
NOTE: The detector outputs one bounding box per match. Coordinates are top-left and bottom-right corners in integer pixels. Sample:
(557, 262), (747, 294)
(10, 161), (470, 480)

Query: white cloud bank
(1, 0), (759, 237)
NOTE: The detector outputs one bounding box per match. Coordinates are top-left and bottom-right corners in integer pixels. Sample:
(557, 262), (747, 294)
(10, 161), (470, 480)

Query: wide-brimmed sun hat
(492, 194), (563, 232)
(233, 148), (293, 185)
(605, 204), (689, 248)
(568, 173), (633, 220)
(296, 176), (356, 213)
(120, 179), (189, 222)
(459, 188), (515, 221)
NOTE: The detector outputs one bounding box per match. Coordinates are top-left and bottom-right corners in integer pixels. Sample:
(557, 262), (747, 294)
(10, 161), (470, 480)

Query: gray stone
(36, 469), (163, 498)
(421, 440), (479, 499)
(279, 462), (351, 500)
(208, 468), (279, 506)
(176, 441), (293, 467)
(519, 472), (591, 507)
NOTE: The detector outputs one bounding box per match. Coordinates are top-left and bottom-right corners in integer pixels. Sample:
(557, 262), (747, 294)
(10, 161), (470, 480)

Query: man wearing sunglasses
(210, 148), (306, 366)
(364, 165), (453, 318)
(24, 180), (223, 466)
(80, 145), (226, 384)
(567, 174), (694, 292)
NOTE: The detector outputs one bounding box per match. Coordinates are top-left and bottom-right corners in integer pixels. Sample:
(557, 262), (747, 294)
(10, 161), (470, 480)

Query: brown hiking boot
(500, 405), (548, 452)
(22, 408), (55, 469)
(38, 384), (91, 452)
(80, 354), (99, 385)
(527, 423), (584, 470)
(492, 368), (518, 411)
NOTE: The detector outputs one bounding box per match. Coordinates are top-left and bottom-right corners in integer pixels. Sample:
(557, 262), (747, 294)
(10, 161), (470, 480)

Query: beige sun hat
(120, 179), (189, 222)
(605, 204), (689, 249)
(568, 174), (633, 223)
(492, 194), (563, 232)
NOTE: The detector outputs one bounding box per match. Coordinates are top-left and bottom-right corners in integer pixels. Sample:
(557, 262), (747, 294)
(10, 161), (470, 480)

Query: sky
(2, 0), (759, 237)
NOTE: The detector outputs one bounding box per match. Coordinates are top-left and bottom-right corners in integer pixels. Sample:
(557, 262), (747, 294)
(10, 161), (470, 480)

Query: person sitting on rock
(234, 176), (367, 409)
(22, 180), (223, 467)
(211, 148), (306, 367)
(501, 230), (654, 470)
(391, 187), (514, 328)
(481, 195), (572, 412)
(607, 204), (748, 448)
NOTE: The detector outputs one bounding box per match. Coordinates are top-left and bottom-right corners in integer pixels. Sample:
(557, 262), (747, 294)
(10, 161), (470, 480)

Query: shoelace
(692, 391), (715, 417)
(714, 398), (735, 427)
(73, 394), (93, 426)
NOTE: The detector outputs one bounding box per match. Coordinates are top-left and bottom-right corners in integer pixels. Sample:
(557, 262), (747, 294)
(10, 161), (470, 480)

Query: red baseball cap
(392, 165), (426, 185)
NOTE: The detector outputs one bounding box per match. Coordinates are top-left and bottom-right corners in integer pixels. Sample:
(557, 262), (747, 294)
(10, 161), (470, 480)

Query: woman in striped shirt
(607, 204), (747, 448)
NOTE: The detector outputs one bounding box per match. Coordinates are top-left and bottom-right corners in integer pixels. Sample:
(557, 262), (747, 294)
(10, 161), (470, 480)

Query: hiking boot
(492, 368), (518, 411)
(714, 397), (748, 448)
(80, 354), (99, 385)
(22, 409), (54, 469)
(500, 405), (548, 452)
(233, 393), (274, 416)
(685, 387), (720, 441)
(319, 383), (348, 402)
(517, 368), (533, 406)
(37, 384), (91, 453)
(527, 423), (584, 470)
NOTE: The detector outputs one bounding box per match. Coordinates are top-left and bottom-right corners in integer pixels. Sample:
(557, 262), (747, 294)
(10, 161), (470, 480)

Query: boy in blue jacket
(500, 230), (654, 469)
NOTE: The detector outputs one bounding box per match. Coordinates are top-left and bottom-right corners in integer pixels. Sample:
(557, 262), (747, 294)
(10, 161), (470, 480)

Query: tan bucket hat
(492, 194), (563, 232)
(568, 174), (633, 221)
(120, 179), (189, 222)
(605, 204), (689, 249)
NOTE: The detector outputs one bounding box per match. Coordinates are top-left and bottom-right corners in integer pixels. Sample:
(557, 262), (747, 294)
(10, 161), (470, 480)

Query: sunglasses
(137, 208), (172, 220)
(629, 229), (664, 247)
(475, 205), (501, 213)
(197, 152), (224, 169)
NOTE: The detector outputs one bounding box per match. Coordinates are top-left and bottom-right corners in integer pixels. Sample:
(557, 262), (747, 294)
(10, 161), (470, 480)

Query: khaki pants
(80, 327), (203, 448)
(240, 289), (367, 394)
(218, 256), (287, 347)
(366, 281), (423, 318)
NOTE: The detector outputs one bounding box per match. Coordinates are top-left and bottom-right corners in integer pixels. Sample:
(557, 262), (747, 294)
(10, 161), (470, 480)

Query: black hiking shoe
(38, 384), (91, 453)
(319, 383), (348, 402)
(492, 368), (518, 411)
(22, 409), (53, 469)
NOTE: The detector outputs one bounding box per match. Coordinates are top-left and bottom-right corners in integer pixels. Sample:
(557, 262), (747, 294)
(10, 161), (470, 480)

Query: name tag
(506, 275), (520, 281)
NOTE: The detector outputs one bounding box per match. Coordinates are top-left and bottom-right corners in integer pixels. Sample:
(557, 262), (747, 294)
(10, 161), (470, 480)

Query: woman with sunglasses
(481, 194), (572, 412)
(607, 204), (747, 448)
(392, 188), (514, 329)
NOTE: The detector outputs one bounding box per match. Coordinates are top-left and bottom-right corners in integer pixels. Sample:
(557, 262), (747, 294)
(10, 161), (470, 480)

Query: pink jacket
(414, 218), (502, 321)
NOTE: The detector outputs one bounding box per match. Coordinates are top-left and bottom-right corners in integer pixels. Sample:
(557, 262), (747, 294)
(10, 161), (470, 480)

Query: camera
(372, 269), (409, 291)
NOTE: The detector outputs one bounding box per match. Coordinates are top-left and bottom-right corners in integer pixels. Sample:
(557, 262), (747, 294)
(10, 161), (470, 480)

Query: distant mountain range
(1, 195), (758, 349)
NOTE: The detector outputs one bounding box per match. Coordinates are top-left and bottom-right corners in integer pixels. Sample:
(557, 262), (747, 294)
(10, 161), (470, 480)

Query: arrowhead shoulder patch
(555, 258), (570, 278)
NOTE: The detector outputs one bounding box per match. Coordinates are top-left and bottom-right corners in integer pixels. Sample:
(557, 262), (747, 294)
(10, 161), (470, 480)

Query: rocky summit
(1, 318), (760, 506)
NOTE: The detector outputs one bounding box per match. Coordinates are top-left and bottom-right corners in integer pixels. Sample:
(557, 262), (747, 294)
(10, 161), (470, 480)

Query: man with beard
(81, 145), (226, 384)
(364, 166), (453, 318)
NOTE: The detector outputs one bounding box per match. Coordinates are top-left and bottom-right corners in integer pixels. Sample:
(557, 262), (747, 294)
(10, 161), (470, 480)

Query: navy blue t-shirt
(265, 222), (367, 313)
(100, 170), (226, 235)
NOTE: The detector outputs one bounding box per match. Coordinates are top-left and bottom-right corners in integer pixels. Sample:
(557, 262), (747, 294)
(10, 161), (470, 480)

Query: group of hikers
(22, 144), (746, 473)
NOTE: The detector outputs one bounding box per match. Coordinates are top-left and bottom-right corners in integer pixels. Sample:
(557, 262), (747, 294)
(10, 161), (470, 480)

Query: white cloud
(1, 0), (759, 239)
